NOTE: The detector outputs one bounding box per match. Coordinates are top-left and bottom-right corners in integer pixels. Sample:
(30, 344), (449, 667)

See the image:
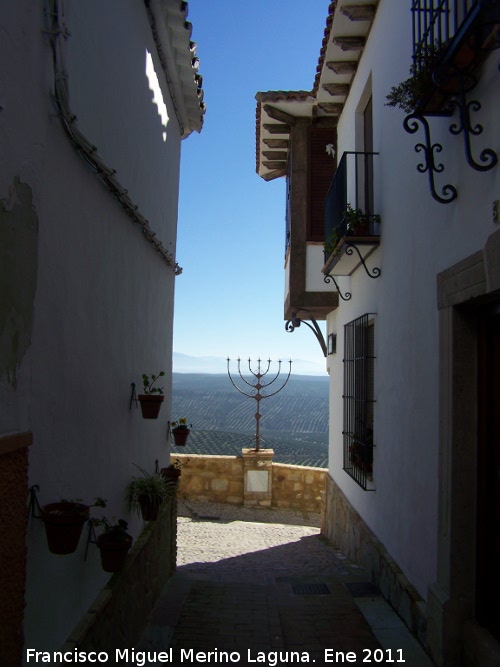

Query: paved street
(138, 500), (434, 666)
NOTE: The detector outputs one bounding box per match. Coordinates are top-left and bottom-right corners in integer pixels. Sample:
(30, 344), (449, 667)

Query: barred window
(343, 314), (375, 490)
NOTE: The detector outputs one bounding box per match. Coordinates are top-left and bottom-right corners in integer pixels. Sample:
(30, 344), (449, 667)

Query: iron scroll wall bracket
(323, 273), (352, 301)
(130, 382), (138, 410)
(446, 67), (498, 172)
(345, 243), (381, 279)
(403, 113), (458, 204)
(27, 485), (43, 521)
(84, 520), (97, 561)
(285, 308), (328, 357)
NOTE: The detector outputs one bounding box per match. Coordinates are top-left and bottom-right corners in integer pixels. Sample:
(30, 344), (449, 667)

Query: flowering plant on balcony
(344, 204), (380, 236)
(170, 417), (191, 430)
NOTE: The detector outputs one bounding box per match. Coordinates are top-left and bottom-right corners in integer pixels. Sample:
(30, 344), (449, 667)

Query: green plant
(141, 371), (165, 395)
(385, 43), (444, 114)
(93, 517), (130, 542)
(125, 466), (176, 518)
(172, 457), (190, 470)
(171, 417), (192, 430)
(344, 204), (380, 234)
(54, 496), (107, 513)
(324, 227), (342, 256)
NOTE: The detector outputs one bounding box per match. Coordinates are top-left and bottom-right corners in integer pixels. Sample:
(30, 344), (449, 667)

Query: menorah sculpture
(226, 357), (292, 452)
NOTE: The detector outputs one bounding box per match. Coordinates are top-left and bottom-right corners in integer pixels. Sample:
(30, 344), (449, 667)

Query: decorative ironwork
(323, 273), (352, 301)
(345, 244), (381, 278)
(406, 1), (499, 199)
(447, 69), (498, 171)
(343, 313), (376, 491)
(403, 113), (458, 204)
(285, 308), (328, 357)
(324, 151), (380, 263)
(227, 357), (292, 452)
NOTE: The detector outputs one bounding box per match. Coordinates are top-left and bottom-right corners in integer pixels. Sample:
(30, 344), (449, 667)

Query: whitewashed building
(0, 0), (204, 661)
(256, 1), (499, 665)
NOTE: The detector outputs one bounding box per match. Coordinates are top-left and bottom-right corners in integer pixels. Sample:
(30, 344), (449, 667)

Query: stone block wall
(322, 474), (428, 647)
(272, 463), (326, 513)
(173, 454), (244, 504)
(173, 453), (326, 514)
(62, 498), (177, 656)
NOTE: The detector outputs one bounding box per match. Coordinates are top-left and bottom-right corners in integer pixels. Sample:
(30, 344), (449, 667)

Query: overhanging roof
(148, 0), (206, 138)
(255, 0), (379, 180)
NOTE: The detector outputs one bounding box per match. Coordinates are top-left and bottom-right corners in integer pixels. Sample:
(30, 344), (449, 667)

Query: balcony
(322, 151), (381, 278)
(410, 0), (500, 115)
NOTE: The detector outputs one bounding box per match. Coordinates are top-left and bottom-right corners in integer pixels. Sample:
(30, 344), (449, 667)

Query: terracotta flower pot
(138, 394), (164, 419)
(161, 466), (181, 481)
(41, 502), (89, 555)
(96, 533), (133, 572)
(138, 495), (160, 521)
(172, 427), (190, 446)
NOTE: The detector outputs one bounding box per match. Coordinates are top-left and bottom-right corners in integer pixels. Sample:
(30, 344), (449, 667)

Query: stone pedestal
(242, 448), (274, 507)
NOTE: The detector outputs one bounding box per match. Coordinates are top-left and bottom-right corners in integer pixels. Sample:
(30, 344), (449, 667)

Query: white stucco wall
(305, 243), (340, 293)
(327, 0), (500, 600)
(1, 0), (187, 653)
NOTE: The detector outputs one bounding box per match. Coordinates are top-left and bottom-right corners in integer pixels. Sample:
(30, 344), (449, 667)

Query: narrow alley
(137, 501), (433, 666)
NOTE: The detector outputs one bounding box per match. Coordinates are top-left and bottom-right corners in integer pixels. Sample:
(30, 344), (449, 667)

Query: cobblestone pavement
(138, 500), (434, 666)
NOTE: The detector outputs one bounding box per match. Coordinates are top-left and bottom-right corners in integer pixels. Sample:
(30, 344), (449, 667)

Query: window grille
(343, 314), (375, 490)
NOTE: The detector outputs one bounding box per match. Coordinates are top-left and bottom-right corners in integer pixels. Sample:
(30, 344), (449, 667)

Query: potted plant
(161, 457), (190, 481)
(41, 497), (106, 555)
(138, 371), (165, 419)
(170, 417), (192, 446)
(385, 41), (472, 114)
(94, 517), (133, 573)
(345, 204), (381, 236)
(126, 466), (176, 521)
(324, 227), (342, 257)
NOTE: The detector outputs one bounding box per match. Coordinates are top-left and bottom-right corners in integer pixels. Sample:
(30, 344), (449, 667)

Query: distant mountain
(173, 352), (327, 376)
(171, 372), (329, 468)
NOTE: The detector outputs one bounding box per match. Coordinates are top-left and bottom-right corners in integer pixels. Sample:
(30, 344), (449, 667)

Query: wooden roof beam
(263, 138), (289, 149)
(263, 105), (297, 125)
(318, 103), (344, 116)
(340, 4), (377, 22)
(261, 169), (286, 181)
(322, 83), (350, 97)
(263, 123), (290, 134)
(263, 161), (287, 170)
(333, 36), (366, 51)
(262, 151), (288, 161)
(326, 61), (358, 75)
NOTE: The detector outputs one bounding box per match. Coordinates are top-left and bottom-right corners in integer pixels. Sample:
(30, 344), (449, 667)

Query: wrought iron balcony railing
(324, 151), (380, 261)
(411, 0), (500, 112)
(322, 152), (381, 297)
(403, 1), (499, 203)
(412, 1), (478, 67)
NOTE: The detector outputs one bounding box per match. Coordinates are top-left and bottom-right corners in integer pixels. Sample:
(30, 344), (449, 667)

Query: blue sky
(173, 1), (330, 374)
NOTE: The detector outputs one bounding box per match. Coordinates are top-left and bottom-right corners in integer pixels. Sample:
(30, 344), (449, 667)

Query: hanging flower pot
(97, 534), (133, 573)
(126, 465), (176, 521)
(138, 394), (164, 419)
(138, 495), (160, 521)
(41, 502), (89, 555)
(161, 465), (181, 481)
(138, 371), (165, 419)
(172, 427), (190, 446)
(170, 417), (192, 446)
(95, 519), (133, 573)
